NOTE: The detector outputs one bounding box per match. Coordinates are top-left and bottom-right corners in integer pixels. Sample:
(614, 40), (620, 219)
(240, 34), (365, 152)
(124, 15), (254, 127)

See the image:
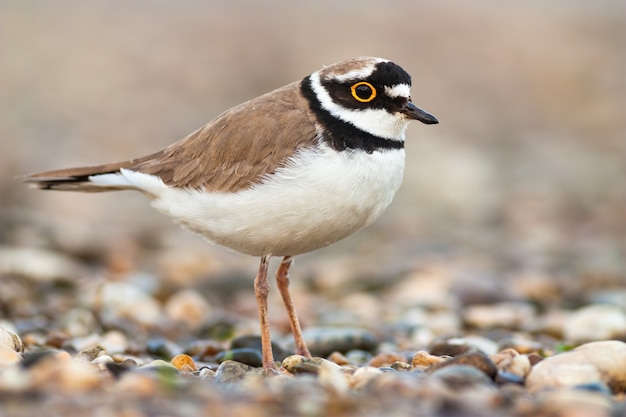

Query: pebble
(100, 330), (129, 354)
(170, 353), (197, 372)
(411, 350), (446, 369)
(0, 344), (22, 366)
(214, 360), (255, 384)
(429, 364), (494, 390)
(164, 288), (213, 330)
(349, 366), (384, 389)
(0, 246), (85, 282)
(0, 327), (24, 353)
(296, 327), (379, 357)
(526, 340), (626, 393)
(463, 302), (536, 329)
(563, 304), (626, 342)
(89, 281), (162, 328)
(231, 335), (289, 362)
(367, 352), (406, 368)
(490, 348), (531, 379)
(426, 352), (497, 379)
(214, 348), (263, 368)
(146, 338), (183, 360)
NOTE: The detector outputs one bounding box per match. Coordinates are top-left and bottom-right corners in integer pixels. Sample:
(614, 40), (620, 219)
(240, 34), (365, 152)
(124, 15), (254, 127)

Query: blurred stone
(0, 345), (22, 366)
(231, 335), (288, 362)
(100, 330), (129, 354)
(411, 350), (446, 369)
(429, 365), (494, 390)
(214, 348), (263, 368)
(89, 281), (162, 328)
(533, 388), (612, 416)
(526, 340), (626, 393)
(326, 351), (350, 366)
(146, 338), (183, 360)
(563, 304), (626, 343)
(75, 344), (105, 362)
(0, 246), (85, 282)
(490, 348), (531, 379)
(427, 352), (497, 379)
(367, 352), (406, 368)
(170, 353), (197, 372)
(429, 340), (474, 357)
(60, 308), (99, 337)
(92, 354), (114, 371)
(164, 288), (213, 330)
(214, 360), (255, 384)
(464, 302), (535, 330)
(349, 366), (383, 389)
(297, 327), (379, 357)
(0, 327), (24, 353)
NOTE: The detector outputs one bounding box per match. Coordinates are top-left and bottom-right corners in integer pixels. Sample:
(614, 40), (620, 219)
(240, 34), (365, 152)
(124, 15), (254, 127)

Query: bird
(25, 56), (438, 372)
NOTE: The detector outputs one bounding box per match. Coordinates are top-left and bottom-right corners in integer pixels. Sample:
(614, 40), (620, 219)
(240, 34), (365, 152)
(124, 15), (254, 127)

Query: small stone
(429, 341), (474, 357)
(231, 335), (288, 362)
(0, 327), (24, 353)
(75, 344), (105, 362)
(390, 361), (411, 372)
(0, 344), (22, 366)
(214, 360), (254, 384)
(349, 366), (383, 389)
(426, 352), (497, 379)
(115, 372), (159, 396)
(92, 354), (114, 371)
(411, 350), (446, 369)
(146, 338), (182, 360)
(526, 340), (626, 393)
(490, 348), (531, 379)
(214, 348), (263, 368)
(164, 288), (213, 330)
(464, 302), (535, 329)
(563, 304), (626, 343)
(429, 364), (495, 390)
(367, 352), (406, 368)
(170, 353), (197, 372)
(100, 330), (129, 354)
(282, 355), (339, 376)
(327, 351), (350, 366)
(0, 246), (85, 282)
(296, 327), (379, 357)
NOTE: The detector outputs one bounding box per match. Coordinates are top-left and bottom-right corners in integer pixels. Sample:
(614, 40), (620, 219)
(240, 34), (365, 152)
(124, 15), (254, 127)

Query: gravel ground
(1, 1), (625, 416)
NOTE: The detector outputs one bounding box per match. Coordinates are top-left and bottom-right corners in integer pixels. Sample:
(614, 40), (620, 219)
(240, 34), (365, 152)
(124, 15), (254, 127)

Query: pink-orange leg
(254, 255), (278, 371)
(276, 256), (312, 358)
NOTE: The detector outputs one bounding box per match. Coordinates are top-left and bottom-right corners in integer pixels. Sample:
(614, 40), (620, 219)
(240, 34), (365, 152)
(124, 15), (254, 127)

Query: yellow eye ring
(350, 81), (377, 103)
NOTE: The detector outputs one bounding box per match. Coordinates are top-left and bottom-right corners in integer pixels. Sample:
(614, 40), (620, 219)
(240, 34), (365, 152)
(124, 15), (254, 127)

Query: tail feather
(24, 161), (136, 192)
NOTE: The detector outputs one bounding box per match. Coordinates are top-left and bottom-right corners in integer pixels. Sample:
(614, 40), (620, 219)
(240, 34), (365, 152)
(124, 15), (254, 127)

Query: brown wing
(26, 81), (319, 193)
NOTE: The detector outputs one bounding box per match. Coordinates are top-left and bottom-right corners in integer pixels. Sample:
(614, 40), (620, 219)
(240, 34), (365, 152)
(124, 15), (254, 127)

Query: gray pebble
(296, 327), (379, 357)
(214, 348), (263, 368)
(214, 360), (254, 384)
(430, 365), (495, 390)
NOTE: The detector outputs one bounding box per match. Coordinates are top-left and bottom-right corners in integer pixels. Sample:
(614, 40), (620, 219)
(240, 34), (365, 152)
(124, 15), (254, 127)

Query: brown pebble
(429, 341), (473, 357)
(411, 350), (446, 369)
(368, 352), (406, 368)
(426, 352), (497, 379)
(171, 353), (197, 372)
(490, 349), (531, 378)
(327, 351), (350, 366)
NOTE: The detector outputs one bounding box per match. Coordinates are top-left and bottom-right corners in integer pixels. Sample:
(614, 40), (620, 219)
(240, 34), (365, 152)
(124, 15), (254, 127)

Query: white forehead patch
(324, 57), (388, 83)
(384, 84), (411, 98)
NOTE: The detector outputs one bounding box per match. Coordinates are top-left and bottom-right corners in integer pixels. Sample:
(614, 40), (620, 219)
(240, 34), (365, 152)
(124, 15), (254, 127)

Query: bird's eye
(350, 81), (376, 103)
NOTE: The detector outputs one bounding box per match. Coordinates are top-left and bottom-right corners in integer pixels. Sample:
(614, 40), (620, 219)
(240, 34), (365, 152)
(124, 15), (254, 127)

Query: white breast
(102, 145), (405, 256)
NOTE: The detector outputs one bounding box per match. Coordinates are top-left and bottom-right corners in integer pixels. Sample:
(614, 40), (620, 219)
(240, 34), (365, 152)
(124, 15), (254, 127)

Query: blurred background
(1, 0), (624, 315)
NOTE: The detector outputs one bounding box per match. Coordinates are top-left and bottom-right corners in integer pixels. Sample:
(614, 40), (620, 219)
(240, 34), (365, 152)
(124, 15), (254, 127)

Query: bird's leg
(276, 256), (312, 358)
(254, 255), (278, 371)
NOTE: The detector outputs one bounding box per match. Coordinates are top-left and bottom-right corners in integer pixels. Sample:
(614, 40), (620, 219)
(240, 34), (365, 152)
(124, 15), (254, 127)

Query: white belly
(120, 145), (405, 256)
